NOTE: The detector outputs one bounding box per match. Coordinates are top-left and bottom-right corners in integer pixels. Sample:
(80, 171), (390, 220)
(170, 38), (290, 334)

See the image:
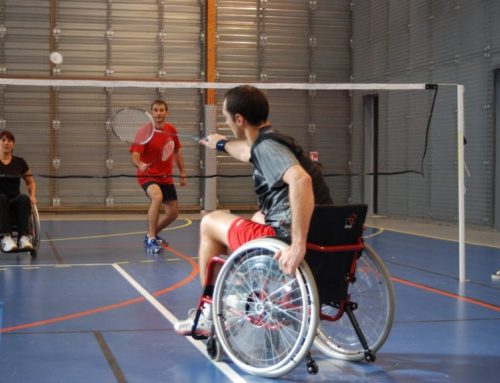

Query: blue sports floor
(0, 215), (499, 383)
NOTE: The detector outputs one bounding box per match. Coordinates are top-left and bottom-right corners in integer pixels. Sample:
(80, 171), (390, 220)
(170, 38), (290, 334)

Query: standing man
(0, 130), (37, 252)
(130, 100), (187, 253)
(174, 85), (332, 335)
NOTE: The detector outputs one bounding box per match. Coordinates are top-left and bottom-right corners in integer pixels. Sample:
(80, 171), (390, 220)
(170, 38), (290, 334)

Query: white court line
(112, 263), (246, 383)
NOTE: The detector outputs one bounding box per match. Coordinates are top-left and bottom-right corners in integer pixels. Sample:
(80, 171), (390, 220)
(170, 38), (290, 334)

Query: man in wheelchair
(0, 130), (37, 252)
(174, 85), (333, 336)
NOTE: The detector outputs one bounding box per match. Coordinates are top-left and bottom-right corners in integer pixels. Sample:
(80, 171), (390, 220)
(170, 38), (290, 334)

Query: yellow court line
(366, 224), (500, 249)
(40, 218), (192, 242)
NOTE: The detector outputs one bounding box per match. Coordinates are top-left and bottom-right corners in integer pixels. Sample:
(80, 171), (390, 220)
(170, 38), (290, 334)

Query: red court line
(0, 245), (199, 333)
(392, 276), (500, 312)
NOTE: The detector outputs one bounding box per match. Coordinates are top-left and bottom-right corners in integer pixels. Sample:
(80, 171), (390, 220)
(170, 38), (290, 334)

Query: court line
(94, 331), (127, 383)
(392, 276), (500, 312)
(112, 263), (246, 383)
(44, 231), (65, 264)
(362, 227), (384, 239)
(0, 247), (199, 333)
(366, 224), (500, 249)
(40, 219), (192, 242)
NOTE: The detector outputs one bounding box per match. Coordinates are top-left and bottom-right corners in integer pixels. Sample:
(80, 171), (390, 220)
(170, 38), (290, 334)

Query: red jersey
(129, 122), (181, 185)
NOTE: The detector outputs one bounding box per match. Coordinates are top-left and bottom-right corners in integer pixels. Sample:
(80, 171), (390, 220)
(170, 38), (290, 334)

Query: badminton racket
(110, 107), (201, 144)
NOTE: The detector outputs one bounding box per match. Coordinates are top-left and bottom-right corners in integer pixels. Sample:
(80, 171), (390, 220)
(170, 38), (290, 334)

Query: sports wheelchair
(190, 204), (395, 378)
(1, 202), (41, 258)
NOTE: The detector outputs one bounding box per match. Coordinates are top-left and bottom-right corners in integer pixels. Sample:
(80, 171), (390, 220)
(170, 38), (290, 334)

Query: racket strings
(112, 109), (154, 144)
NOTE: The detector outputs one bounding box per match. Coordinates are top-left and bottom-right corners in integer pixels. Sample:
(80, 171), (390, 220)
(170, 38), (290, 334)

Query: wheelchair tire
(29, 204), (41, 258)
(314, 243), (395, 361)
(212, 237), (319, 378)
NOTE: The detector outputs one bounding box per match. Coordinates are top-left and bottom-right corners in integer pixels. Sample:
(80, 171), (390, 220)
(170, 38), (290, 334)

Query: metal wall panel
(352, 0), (499, 227)
(3, 0), (353, 210)
(1, 0), (203, 208)
(216, 0), (353, 207)
(2, 0), (50, 76)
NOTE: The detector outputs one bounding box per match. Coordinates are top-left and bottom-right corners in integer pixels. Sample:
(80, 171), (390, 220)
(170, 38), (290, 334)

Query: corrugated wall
(351, 0), (499, 227)
(216, 0), (352, 207)
(1, 0), (204, 208)
(1, 0), (353, 210)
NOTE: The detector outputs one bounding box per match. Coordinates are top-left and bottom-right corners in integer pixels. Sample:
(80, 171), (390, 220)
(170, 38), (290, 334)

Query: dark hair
(0, 130), (15, 142)
(224, 85), (269, 126)
(151, 99), (168, 111)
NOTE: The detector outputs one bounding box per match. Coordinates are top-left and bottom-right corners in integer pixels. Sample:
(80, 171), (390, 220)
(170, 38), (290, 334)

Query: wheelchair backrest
(305, 204), (368, 304)
(307, 204), (368, 246)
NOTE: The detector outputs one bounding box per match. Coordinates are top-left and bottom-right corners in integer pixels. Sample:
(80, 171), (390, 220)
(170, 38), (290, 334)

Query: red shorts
(227, 218), (277, 252)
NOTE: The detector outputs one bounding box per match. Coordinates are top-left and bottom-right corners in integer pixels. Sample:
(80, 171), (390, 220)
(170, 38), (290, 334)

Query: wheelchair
(190, 204), (395, 378)
(0, 202), (41, 258)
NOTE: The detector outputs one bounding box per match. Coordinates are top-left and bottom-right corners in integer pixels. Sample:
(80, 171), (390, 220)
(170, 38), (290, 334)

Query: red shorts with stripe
(227, 217), (277, 252)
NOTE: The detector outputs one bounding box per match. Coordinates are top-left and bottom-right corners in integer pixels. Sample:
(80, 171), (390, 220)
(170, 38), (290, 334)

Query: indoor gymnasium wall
(351, 0), (500, 227)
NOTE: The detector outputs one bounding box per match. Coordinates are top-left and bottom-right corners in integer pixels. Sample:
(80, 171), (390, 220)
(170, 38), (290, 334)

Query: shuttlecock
(49, 51), (63, 65)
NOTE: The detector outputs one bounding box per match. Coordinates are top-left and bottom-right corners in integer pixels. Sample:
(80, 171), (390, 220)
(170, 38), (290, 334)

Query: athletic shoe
(145, 238), (162, 253)
(1, 234), (18, 252)
(174, 307), (213, 337)
(19, 235), (33, 251)
(155, 234), (168, 246)
(144, 234), (168, 246)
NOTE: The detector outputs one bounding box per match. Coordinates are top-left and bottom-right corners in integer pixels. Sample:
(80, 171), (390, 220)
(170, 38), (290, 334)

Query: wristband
(216, 139), (228, 152)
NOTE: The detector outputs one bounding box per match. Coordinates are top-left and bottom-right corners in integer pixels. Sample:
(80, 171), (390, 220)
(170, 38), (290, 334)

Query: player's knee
(200, 212), (216, 236)
(149, 191), (163, 203)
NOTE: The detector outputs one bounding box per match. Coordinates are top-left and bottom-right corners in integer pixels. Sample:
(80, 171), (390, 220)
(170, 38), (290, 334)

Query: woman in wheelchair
(174, 85), (332, 336)
(0, 130), (37, 252)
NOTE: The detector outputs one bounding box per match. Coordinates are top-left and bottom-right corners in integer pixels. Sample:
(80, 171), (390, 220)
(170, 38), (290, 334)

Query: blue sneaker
(155, 234), (168, 246)
(144, 235), (168, 246)
(145, 238), (162, 253)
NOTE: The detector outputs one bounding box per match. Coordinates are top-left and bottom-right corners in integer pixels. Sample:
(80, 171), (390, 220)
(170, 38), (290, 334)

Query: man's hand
(273, 242), (306, 275)
(137, 162), (149, 172)
(199, 133), (227, 150)
(179, 173), (187, 186)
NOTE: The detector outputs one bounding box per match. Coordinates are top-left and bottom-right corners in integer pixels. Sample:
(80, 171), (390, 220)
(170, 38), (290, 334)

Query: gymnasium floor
(0, 213), (499, 383)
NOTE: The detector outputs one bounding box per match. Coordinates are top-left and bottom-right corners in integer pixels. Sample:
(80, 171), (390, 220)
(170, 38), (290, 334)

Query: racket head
(110, 107), (155, 145)
(161, 140), (175, 161)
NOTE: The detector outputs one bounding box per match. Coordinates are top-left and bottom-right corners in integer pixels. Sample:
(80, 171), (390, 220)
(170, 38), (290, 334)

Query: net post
(457, 84), (466, 282)
(203, 105), (217, 211)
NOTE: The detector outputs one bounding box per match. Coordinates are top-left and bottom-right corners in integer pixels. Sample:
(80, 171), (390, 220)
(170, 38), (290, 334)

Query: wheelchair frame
(188, 206), (395, 378)
(1, 203), (40, 258)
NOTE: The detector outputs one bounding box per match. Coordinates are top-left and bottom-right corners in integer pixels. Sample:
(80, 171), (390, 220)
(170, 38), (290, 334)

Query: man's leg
(198, 210), (240, 283)
(156, 199), (179, 233)
(12, 194), (32, 236)
(145, 184), (163, 239)
(174, 210), (240, 336)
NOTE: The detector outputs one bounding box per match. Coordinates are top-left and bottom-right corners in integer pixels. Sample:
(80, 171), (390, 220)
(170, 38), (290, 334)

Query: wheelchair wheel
(314, 243), (395, 361)
(29, 204), (41, 258)
(212, 237), (319, 378)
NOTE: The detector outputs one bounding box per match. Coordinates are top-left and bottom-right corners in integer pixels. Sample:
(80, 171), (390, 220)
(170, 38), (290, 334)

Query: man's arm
(131, 151), (148, 172)
(174, 148), (187, 186)
(274, 164), (314, 275)
(200, 133), (251, 163)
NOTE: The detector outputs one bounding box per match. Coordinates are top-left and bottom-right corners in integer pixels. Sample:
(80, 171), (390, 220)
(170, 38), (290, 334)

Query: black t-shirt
(0, 156), (29, 198)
